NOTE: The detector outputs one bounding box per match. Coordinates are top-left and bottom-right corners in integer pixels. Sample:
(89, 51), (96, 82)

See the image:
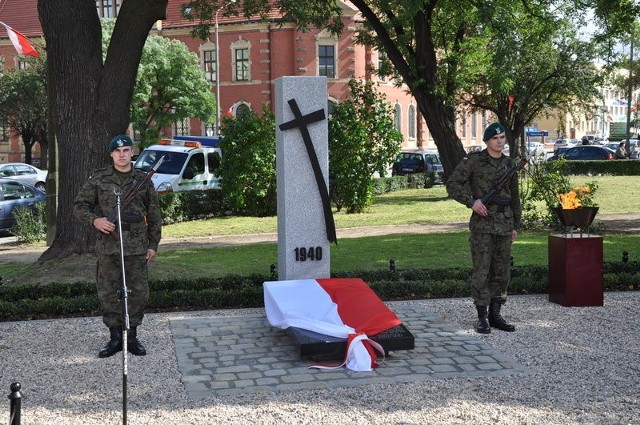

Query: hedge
(0, 262), (638, 322)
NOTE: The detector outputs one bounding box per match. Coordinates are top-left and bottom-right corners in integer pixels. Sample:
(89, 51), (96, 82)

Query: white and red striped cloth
(264, 278), (402, 371)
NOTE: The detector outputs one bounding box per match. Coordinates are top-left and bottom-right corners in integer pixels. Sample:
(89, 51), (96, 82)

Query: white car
(0, 163), (47, 192)
(527, 142), (546, 157)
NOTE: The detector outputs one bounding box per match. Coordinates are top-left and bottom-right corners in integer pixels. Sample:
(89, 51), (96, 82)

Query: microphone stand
(114, 189), (130, 425)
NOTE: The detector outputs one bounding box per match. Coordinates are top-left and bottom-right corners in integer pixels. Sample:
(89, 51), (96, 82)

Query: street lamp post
(214, 0), (235, 136)
(214, 7), (221, 136)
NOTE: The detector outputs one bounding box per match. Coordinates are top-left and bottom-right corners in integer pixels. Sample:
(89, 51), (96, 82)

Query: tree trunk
(37, 0), (167, 261)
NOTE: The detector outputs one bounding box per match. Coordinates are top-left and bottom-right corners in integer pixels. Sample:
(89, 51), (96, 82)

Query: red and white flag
(0, 21), (40, 58)
(264, 278), (402, 371)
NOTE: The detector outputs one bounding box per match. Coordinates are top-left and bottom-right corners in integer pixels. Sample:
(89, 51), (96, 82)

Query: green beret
(109, 134), (133, 152)
(483, 123), (505, 141)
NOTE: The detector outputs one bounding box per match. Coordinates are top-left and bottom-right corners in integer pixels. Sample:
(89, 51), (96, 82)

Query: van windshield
(134, 151), (188, 175)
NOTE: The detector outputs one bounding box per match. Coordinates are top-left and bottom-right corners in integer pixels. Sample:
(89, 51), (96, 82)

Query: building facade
(0, 0), (489, 165)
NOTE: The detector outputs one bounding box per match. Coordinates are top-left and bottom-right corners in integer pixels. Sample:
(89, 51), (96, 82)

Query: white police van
(133, 136), (222, 193)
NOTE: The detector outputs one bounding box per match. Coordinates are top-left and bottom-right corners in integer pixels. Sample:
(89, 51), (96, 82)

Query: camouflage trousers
(96, 253), (149, 328)
(469, 232), (513, 306)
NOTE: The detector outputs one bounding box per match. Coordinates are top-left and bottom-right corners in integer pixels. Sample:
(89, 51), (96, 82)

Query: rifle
(480, 157), (528, 206)
(106, 156), (164, 239)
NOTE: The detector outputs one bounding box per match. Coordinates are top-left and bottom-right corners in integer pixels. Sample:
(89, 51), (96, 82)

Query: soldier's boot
(489, 301), (516, 332)
(127, 326), (147, 356)
(98, 327), (123, 358)
(475, 305), (491, 334)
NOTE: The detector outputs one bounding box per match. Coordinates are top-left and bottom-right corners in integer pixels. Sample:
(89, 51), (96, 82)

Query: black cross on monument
(279, 98), (337, 244)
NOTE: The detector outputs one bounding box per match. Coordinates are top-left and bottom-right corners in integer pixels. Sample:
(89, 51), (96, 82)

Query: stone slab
(170, 304), (530, 398)
(288, 324), (415, 360)
(275, 76), (330, 280)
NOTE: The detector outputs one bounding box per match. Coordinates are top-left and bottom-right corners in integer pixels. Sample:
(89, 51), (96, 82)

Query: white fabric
(263, 279), (377, 371)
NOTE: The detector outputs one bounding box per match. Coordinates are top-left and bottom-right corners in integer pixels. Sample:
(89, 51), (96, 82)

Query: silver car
(0, 178), (46, 233)
(0, 163), (47, 192)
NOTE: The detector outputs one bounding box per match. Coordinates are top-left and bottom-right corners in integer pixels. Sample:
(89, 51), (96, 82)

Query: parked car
(553, 138), (578, 150)
(605, 142), (621, 151)
(391, 150), (445, 182)
(547, 145), (615, 161)
(0, 179), (46, 233)
(527, 141), (546, 157)
(0, 163), (47, 192)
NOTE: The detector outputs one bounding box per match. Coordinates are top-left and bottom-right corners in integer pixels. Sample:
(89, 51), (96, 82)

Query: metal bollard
(623, 251), (629, 263)
(8, 382), (21, 425)
(389, 258), (396, 271)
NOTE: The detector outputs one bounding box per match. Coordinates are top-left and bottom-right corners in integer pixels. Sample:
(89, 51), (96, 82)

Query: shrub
(11, 203), (46, 243)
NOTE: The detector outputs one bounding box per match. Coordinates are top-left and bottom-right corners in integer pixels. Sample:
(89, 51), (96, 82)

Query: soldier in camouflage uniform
(446, 123), (521, 334)
(73, 135), (162, 358)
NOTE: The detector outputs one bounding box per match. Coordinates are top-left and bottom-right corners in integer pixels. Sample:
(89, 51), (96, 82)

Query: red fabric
(316, 278), (402, 336)
(0, 22), (39, 58)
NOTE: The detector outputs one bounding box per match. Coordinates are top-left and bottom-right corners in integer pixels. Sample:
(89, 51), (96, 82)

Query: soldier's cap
(483, 123), (505, 141)
(109, 134), (133, 152)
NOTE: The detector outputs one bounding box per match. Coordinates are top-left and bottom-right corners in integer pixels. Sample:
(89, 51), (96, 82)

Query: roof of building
(0, 0), (285, 39)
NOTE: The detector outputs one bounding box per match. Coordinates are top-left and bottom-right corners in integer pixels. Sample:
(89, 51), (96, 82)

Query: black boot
(489, 301), (516, 332)
(475, 305), (491, 334)
(127, 326), (147, 356)
(98, 327), (123, 358)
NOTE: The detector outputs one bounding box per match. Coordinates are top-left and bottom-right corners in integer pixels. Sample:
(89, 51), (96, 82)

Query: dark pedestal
(548, 234), (603, 306)
(289, 324), (415, 361)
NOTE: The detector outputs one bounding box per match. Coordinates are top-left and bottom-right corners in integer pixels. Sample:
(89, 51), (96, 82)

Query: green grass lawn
(2, 175), (639, 284)
(149, 231), (640, 280)
(162, 175), (640, 239)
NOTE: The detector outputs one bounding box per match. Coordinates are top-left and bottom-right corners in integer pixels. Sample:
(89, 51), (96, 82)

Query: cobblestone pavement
(170, 302), (529, 398)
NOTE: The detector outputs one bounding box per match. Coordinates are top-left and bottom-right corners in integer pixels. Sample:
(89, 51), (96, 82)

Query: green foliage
(158, 190), (230, 224)
(102, 19), (216, 148)
(2, 261), (638, 321)
(0, 54), (48, 163)
(219, 105), (276, 216)
(328, 80), (403, 213)
(11, 204), (46, 243)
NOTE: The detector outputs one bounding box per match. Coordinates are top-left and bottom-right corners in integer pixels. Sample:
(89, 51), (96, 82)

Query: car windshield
(134, 151), (188, 175)
(425, 154), (441, 165)
(396, 153), (423, 164)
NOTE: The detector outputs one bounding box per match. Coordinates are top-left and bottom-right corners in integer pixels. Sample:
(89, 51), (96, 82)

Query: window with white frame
(230, 38), (251, 82)
(96, 0), (120, 18)
(236, 103), (251, 117)
(202, 48), (216, 83)
(471, 112), (477, 138)
(394, 104), (402, 132)
(318, 45), (335, 78)
(377, 50), (388, 81)
(408, 105), (416, 138)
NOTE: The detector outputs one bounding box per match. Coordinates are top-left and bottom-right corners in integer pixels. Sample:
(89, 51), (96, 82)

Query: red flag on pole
(0, 21), (40, 58)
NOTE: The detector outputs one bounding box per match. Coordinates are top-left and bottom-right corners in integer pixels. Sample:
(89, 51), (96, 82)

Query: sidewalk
(1, 292), (638, 424)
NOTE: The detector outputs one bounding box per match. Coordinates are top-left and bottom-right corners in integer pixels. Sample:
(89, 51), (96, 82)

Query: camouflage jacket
(446, 150), (521, 235)
(73, 166), (162, 256)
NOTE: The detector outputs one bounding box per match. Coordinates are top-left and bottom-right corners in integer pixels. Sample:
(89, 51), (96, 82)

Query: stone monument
(275, 76), (336, 280)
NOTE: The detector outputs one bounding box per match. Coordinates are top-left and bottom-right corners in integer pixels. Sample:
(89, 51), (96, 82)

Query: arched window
(394, 104), (402, 132)
(236, 103), (251, 117)
(408, 105), (416, 139)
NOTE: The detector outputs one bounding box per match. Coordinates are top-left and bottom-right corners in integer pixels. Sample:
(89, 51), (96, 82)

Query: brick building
(0, 0), (488, 164)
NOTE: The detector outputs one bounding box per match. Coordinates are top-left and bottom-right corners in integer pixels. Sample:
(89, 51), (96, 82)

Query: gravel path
(1, 292), (638, 424)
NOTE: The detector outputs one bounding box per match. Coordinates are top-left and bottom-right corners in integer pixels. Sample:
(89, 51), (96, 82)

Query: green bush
(11, 203), (46, 243)
(2, 262), (638, 322)
(562, 160), (640, 176)
(159, 190), (230, 224)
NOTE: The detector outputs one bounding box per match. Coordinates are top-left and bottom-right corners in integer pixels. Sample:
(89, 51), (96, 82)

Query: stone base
(288, 324), (415, 361)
